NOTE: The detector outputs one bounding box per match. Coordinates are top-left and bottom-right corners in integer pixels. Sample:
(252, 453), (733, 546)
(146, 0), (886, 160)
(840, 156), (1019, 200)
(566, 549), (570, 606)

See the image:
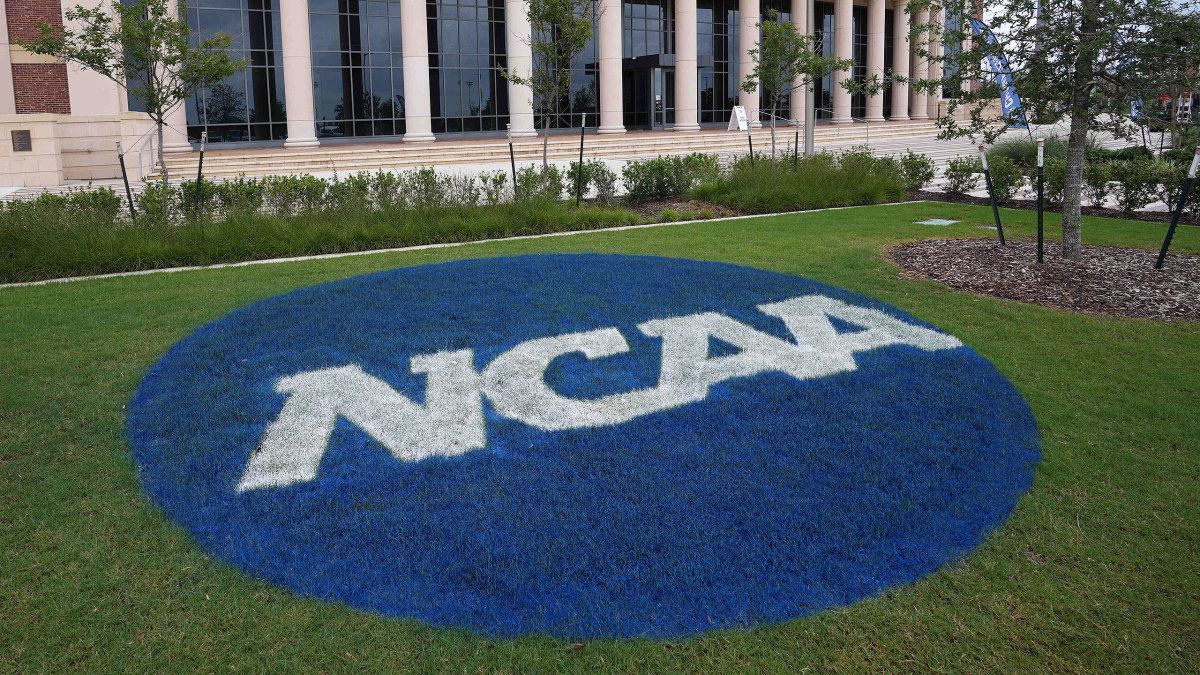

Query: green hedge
(689, 148), (907, 212)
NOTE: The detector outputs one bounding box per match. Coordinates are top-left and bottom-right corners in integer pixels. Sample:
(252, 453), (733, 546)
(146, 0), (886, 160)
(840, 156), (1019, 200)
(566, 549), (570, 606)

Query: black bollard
(793, 124), (799, 170)
(115, 140), (137, 222)
(1155, 147), (1200, 269)
(979, 145), (1006, 246)
(576, 112), (586, 208)
(748, 129), (755, 167)
(507, 124), (517, 199)
(195, 131), (207, 211)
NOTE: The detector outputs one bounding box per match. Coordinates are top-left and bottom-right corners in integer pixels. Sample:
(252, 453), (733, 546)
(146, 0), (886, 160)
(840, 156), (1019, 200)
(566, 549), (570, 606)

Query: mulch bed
(912, 190), (1200, 226)
(628, 199), (747, 221)
(890, 237), (1200, 322)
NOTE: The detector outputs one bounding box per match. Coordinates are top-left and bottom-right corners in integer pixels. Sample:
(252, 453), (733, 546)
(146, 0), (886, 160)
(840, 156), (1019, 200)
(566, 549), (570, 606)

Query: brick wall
(7, 0), (71, 114)
(12, 63), (71, 114)
(6, 0), (64, 43)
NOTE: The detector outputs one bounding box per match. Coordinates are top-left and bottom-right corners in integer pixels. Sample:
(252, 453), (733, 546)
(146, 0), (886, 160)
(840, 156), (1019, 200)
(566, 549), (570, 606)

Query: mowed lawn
(2, 202), (1198, 672)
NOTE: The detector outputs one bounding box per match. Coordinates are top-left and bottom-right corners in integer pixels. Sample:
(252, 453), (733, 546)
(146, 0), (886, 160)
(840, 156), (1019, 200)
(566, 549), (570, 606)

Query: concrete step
(159, 121), (941, 179)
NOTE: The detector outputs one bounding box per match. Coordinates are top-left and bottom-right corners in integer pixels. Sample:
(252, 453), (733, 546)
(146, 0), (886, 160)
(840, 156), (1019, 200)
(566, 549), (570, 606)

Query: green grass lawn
(2, 202), (1198, 672)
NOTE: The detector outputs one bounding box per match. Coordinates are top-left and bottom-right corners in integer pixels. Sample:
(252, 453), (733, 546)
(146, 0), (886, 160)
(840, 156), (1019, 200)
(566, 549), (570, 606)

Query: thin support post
(507, 124), (517, 199)
(980, 145), (1006, 246)
(1156, 148), (1200, 270)
(794, 125), (799, 170)
(115, 141), (137, 222)
(1036, 139), (1044, 263)
(576, 113), (586, 208)
(195, 131), (207, 211)
(748, 128), (755, 167)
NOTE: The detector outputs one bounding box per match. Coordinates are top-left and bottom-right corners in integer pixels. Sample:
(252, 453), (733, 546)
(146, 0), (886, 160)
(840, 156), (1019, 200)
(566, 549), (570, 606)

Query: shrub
(1082, 163), (1112, 207)
(325, 173), (372, 211)
(986, 156), (1026, 202)
(179, 178), (218, 215)
(135, 181), (174, 222)
(622, 153), (718, 202)
(400, 167), (446, 209)
(943, 157), (981, 194)
(689, 151), (905, 212)
(988, 137), (1068, 168)
(368, 170), (403, 210)
(480, 171), (509, 206)
(1044, 158), (1066, 205)
(214, 175), (265, 214)
(1154, 158), (1188, 209)
(66, 186), (123, 219)
(263, 174), (327, 216)
(514, 165), (565, 202)
(1086, 145), (1153, 163)
(1109, 158), (1159, 213)
(899, 150), (936, 190)
(1161, 148), (1193, 167)
(443, 174), (482, 208)
(589, 161), (618, 204)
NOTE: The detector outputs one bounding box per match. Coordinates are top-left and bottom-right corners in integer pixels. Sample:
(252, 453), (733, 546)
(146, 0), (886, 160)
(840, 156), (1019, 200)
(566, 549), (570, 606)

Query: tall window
(309, 0), (405, 139)
(697, 0), (737, 124)
(428, 0), (509, 133)
(184, 0), (286, 143)
(813, 1), (833, 119)
(758, 0), (791, 124)
(941, 7), (963, 97)
(532, 15), (599, 130)
(851, 5), (866, 118)
(883, 8), (893, 117)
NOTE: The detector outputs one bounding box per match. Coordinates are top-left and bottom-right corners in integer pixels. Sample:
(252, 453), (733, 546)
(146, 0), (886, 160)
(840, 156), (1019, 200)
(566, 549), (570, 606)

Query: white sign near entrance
(728, 105), (749, 131)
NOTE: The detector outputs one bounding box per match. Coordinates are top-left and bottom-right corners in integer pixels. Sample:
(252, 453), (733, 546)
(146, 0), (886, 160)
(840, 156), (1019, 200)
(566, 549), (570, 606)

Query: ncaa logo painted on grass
(128, 254), (1040, 639)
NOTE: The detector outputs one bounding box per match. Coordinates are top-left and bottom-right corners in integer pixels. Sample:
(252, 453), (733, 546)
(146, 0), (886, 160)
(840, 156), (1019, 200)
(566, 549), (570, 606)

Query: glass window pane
(313, 67), (346, 121)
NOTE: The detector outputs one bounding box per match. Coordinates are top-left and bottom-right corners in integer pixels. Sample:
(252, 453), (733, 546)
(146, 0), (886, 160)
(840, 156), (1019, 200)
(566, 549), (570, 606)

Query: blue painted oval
(127, 254), (1039, 639)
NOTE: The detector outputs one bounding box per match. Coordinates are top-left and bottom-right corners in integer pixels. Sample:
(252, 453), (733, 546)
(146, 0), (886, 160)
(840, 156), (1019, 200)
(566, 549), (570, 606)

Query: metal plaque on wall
(11, 130), (32, 152)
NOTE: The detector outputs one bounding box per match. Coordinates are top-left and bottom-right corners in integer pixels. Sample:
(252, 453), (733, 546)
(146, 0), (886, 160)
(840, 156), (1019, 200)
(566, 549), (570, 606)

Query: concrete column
(505, 0), (537, 137)
(788, 0), (806, 125)
(674, 0), (700, 131)
(889, 0), (909, 120)
(0, 1), (16, 115)
(832, 0), (851, 121)
(908, 7), (928, 119)
(401, 0), (435, 141)
(64, 0), (123, 116)
(162, 0), (193, 152)
(738, 0), (760, 127)
(864, 0), (884, 121)
(597, 0), (625, 133)
(279, 0), (320, 148)
(926, 7), (941, 119)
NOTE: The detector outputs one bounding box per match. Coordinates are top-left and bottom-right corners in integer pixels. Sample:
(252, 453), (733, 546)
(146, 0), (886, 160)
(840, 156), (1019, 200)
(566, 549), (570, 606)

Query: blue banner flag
(970, 18), (1029, 129)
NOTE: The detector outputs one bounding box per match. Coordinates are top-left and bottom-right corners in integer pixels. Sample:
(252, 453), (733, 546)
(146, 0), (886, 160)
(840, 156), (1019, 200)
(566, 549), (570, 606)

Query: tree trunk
(770, 106), (777, 159)
(157, 120), (170, 212)
(1060, 0), (1096, 261)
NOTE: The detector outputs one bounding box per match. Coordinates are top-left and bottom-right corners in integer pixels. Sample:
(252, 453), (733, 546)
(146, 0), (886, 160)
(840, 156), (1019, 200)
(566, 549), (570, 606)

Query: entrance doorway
(623, 62), (675, 129)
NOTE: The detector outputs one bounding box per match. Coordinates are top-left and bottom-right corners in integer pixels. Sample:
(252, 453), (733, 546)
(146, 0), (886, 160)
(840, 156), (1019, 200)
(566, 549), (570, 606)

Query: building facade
(1, 0), (948, 153)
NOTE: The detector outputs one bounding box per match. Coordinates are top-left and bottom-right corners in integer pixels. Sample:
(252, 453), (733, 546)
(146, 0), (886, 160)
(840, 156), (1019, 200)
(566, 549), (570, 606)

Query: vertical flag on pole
(969, 18), (1029, 129)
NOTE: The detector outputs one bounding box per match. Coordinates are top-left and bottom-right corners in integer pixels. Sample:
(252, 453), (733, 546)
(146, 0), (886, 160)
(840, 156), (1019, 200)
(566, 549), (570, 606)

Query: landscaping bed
(0, 148), (916, 283)
(891, 237), (1200, 322)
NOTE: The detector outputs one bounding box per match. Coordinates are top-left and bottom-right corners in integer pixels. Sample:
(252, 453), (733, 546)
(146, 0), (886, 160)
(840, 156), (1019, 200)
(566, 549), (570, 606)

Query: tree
(741, 9), (865, 158)
(20, 0), (246, 192)
(909, 0), (1200, 260)
(503, 0), (598, 175)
